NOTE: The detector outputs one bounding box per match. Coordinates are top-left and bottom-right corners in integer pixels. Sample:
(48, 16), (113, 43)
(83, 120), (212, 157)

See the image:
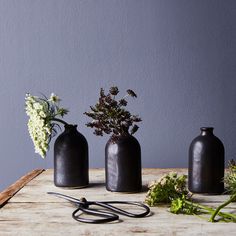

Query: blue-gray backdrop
(0, 0), (235, 191)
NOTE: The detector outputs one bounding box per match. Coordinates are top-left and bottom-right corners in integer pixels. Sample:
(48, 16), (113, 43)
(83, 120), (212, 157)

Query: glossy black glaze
(188, 127), (224, 194)
(54, 124), (89, 188)
(105, 135), (142, 192)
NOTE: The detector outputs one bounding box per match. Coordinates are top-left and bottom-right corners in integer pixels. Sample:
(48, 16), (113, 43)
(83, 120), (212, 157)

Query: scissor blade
(47, 192), (81, 205)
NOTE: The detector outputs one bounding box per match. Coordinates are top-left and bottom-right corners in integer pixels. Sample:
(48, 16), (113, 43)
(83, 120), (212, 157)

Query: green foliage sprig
(145, 169), (236, 223)
(84, 86), (141, 137)
(25, 93), (69, 158)
(145, 172), (188, 206)
(224, 159), (236, 195)
(209, 159), (236, 222)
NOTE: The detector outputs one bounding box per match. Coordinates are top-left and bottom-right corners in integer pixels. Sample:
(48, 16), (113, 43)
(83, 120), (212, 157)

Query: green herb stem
(209, 193), (236, 222)
(184, 199), (236, 222)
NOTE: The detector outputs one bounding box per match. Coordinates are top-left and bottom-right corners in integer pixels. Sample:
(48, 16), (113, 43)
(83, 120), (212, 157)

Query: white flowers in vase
(25, 93), (68, 158)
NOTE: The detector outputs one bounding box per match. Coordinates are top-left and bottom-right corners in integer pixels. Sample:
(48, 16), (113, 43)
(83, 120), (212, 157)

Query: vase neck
(64, 124), (78, 132)
(200, 127), (214, 136)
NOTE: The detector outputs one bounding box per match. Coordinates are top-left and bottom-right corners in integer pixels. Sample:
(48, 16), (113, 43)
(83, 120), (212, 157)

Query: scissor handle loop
(94, 201), (150, 218)
(72, 207), (119, 223)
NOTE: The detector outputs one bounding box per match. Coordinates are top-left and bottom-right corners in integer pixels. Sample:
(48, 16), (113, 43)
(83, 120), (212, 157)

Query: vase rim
(64, 124), (78, 129)
(200, 127), (214, 131)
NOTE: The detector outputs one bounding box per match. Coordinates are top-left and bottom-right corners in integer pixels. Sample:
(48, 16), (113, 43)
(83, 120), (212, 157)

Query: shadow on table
(87, 183), (149, 193)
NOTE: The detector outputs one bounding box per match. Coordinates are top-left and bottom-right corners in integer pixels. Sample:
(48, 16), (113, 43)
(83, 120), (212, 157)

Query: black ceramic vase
(105, 134), (142, 192)
(188, 127), (224, 194)
(54, 124), (89, 188)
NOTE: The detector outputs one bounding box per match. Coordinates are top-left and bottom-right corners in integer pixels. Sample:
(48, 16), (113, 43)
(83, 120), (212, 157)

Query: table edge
(0, 169), (45, 208)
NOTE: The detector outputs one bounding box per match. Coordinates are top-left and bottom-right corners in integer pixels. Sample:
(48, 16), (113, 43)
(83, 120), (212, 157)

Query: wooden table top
(0, 168), (236, 235)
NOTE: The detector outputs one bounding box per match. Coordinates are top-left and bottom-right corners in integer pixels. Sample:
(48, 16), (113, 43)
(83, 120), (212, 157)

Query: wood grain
(0, 169), (44, 208)
(1, 169), (236, 236)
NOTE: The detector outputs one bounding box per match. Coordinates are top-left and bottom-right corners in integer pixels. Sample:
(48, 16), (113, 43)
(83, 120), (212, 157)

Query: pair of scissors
(48, 192), (150, 224)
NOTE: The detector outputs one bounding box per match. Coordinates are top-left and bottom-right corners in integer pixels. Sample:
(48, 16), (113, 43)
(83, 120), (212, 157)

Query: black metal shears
(48, 192), (150, 224)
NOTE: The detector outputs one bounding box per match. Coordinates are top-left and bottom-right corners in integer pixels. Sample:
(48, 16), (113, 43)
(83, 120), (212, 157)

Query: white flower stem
(51, 118), (69, 126)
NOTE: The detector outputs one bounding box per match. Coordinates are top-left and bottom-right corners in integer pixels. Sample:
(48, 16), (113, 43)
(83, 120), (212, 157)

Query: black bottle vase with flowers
(188, 127), (224, 194)
(105, 134), (141, 192)
(25, 93), (89, 188)
(54, 124), (89, 188)
(85, 87), (142, 192)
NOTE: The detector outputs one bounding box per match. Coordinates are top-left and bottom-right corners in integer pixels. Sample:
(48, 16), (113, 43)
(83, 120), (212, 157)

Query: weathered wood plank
(1, 168), (236, 236)
(1, 202), (236, 236)
(0, 169), (44, 208)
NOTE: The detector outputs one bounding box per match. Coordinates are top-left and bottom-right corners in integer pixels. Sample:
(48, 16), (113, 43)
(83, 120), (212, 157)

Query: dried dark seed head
(110, 100), (118, 107)
(119, 99), (127, 106)
(109, 86), (119, 95)
(86, 122), (95, 128)
(131, 115), (142, 122)
(98, 98), (104, 106)
(105, 95), (113, 104)
(100, 88), (105, 98)
(127, 89), (137, 98)
(94, 129), (103, 136)
(103, 128), (112, 134)
(130, 125), (139, 135)
(122, 111), (131, 119)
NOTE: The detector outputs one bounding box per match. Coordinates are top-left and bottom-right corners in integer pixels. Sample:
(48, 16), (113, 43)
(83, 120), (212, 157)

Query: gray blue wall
(0, 0), (235, 191)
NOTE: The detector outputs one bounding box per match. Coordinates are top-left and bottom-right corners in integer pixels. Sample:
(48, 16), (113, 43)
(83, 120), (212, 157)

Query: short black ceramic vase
(188, 127), (225, 194)
(105, 134), (142, 192)
(54, 124), (89, 188)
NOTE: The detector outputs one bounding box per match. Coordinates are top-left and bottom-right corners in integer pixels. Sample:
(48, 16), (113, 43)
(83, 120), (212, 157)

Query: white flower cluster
(25, 93), (68, 158)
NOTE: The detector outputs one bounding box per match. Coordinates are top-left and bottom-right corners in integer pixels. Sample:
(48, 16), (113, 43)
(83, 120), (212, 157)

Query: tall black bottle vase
(105, 134), (142, 192)
(188, 127), (225, 194)
(54, 124), (89, 188)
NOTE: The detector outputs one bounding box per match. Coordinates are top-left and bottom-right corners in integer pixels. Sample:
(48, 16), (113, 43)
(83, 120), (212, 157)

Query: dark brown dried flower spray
(84, 86), (141, 137)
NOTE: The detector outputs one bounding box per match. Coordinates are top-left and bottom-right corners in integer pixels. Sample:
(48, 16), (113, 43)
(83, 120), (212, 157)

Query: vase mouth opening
(64, 124), (78, 129)
(200, 127), (214, 131)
